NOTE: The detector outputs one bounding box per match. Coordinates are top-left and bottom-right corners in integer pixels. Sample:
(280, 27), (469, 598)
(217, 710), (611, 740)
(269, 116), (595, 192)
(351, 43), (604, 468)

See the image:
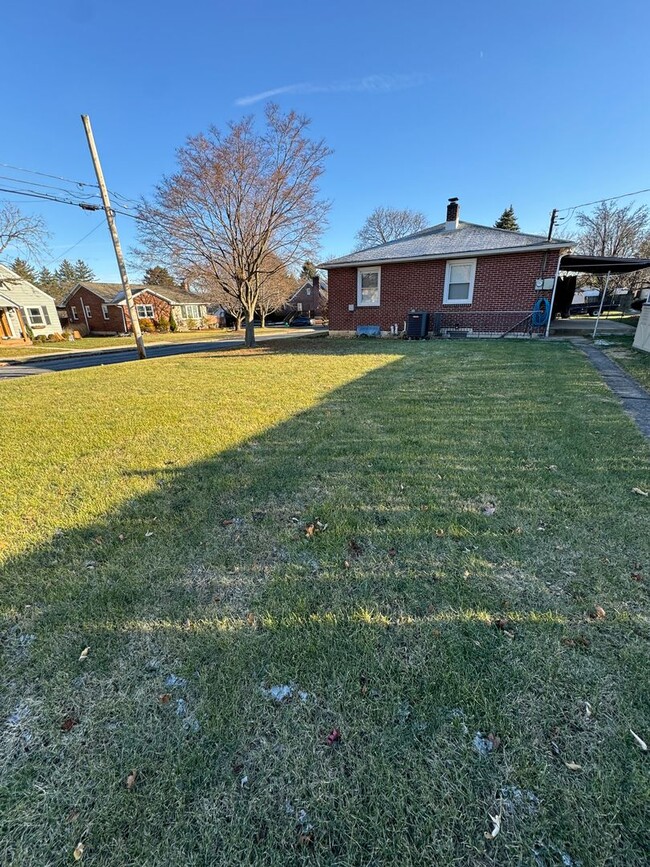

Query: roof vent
(445, 197), (460, 231)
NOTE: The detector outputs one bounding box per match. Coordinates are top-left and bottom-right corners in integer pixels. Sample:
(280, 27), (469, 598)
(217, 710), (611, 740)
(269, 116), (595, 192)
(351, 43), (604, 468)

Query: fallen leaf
(387, 547), (397, 557)
(503, 630), (515, 640)
(630, 729), (648, 752)
(482, 504), (496, 517)
(484, 811), (501, 840)
(343, 559), (351, 569)
(348, 539), (363, 557)
(435, 528), (445, 537)
(66, 810), (80, 823)
(305, 522), (315, 538)
(585, 701), (592, 719)
(221, 519), (234, 527)
(78, 647), (90, 662)
(631, 571), (643, 582)
(547, 464), (558, 471)
(298, 833), (314, 846)
(126, 770), (137, 790)
(632, 487), (648, 496)
(61, 715), (80, 732)
(487, 733), (502, 750)
(159, 693), (171, 704)
(118, 533), (125, 541)
(564, 760), (582, 771)
(493, 618), (509, 631)
(145, 530), (154, 537)
(73, 842), (84, 861)
(325, 728), (341, 746)
(589, 605), (606, 620)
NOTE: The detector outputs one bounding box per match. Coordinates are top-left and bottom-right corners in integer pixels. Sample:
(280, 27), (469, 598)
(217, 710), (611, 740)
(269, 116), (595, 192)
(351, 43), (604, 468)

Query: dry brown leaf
(61, 715), (80, 732)
(66, 810), (80, 823)
(159, 693), (171, 704)
(78, 647), (90, 662)
(564, 760), (582, 771)
(589, 605), (606, 620)
(484, 811), (501, 840)
(73, 842), (84, 860)
(126, 770), (137, 790)
(630, 729), (648, 751)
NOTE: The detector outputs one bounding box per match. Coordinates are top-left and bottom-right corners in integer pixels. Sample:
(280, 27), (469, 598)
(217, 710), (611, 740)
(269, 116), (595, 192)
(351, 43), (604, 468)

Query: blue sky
(2, 0), (649, 280)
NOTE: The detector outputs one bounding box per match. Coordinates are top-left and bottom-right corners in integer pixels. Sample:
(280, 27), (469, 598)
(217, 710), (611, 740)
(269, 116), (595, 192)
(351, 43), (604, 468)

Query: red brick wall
(328, 249), (565, 334)
(122, 291), (172, 330)
(65, 287), (125, 334)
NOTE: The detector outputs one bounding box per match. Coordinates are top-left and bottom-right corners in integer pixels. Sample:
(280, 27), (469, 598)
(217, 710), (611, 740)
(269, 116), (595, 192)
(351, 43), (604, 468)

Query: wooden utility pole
(81, 115), (146, 359)
(547, 208), (558, 242)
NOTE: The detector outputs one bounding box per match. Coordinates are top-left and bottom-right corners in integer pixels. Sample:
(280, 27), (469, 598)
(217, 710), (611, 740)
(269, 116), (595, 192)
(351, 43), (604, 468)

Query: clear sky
(2, 0), (649, 280)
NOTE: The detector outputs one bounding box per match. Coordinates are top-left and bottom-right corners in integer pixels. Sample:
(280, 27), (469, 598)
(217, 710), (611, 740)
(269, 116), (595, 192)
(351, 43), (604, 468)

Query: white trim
(136, 303), (155, 319)
(26, 306), (45, 326)
(101, 303), (110, 320)
(71, 305), (78, 321)
(443, 258), (476, 305)
(323, 243), (573, 269)
(357, 266), (381, 307)
(85, 304), (93, 320)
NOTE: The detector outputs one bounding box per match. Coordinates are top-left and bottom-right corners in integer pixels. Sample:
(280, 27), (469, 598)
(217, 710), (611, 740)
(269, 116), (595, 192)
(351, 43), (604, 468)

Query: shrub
(186, 317), (198, 331)
(139, 317), (155, 333)
(169, 312), (178, 332)
(156, 316), (170, 333)
(203, 315), (218, 330)
(34, 334), (48, 343)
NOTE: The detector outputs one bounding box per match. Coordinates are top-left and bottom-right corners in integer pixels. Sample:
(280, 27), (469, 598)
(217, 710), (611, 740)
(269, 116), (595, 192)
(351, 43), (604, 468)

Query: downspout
(80, 293), (90, 333)
(544, 254), (565, 338)
(592, 271), (612, 340)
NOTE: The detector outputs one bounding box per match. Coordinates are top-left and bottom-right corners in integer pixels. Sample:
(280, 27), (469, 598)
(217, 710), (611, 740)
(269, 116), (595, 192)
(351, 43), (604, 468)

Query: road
(0, 329), (325, 380)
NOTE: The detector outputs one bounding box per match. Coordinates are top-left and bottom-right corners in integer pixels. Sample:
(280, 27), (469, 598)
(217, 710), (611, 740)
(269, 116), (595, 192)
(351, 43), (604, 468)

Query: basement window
(443, 259), (476, 305)
(357, 267), (381, 306)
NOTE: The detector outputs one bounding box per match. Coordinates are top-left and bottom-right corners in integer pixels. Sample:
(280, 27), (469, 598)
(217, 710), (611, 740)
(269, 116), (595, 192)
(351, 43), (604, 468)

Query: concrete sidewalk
(577, 341), (650, 439)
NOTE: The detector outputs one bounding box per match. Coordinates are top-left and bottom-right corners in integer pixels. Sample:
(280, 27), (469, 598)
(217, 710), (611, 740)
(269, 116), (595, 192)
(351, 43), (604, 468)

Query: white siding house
(0, 263), (62, 341)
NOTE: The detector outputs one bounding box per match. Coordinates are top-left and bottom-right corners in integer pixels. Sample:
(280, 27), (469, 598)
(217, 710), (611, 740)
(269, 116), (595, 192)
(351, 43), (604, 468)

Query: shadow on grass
(1, 339), (649, 866)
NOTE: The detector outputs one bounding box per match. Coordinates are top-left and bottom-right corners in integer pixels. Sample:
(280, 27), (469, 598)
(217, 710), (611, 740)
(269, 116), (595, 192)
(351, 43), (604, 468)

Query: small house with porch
(0, 263), (62, 344)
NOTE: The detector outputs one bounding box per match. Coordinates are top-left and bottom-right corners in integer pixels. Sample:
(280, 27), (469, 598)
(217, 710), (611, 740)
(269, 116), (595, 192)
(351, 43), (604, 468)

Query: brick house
(62, 282), (209, 335)
(322, 199), (573, 337)
(285, 275), (328, 319)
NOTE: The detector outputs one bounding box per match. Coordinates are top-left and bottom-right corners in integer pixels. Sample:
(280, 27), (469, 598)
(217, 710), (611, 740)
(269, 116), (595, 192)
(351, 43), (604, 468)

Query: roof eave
(321, 242), (573, 269)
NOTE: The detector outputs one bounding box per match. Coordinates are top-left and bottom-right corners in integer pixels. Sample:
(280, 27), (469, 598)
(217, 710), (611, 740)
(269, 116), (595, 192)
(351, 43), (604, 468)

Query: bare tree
(576, 201), (650, 292)
(256, 253), (297, 327)
(0, 203), (49, 258)
(135, 104), (331, 347)
(354, 206), (427, 250)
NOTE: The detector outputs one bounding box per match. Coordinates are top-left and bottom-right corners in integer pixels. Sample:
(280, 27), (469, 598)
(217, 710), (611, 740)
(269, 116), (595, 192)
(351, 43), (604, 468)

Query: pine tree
(143, 266), (177, 289)
(494, 206), (520, 231)
(10, 257), (38, 283)
(36, 267), (57, 291)
(73, 259), (95, 282)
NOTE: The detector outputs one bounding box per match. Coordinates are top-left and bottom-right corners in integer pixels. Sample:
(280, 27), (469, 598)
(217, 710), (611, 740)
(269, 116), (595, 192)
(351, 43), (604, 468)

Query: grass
(0, 327), (294, 359)
(597, 335), (650, 391)
(1, 339), (649, 866)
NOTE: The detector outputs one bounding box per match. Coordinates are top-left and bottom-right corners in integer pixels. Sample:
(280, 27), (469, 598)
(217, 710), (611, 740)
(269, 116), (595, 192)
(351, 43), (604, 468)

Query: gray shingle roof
(71, 282), (204, 305)
(321, 222), (573, 267)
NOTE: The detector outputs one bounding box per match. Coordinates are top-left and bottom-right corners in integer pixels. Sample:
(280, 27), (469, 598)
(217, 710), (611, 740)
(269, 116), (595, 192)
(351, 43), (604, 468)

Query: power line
(0, 185), (102, 210)
(557, 186), (650, 214)
(0, 161), (97, 189)
(42, 221), (105, 268)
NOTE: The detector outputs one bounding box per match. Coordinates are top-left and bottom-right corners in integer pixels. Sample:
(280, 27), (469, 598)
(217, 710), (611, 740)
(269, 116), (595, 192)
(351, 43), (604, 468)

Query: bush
(33, 334), (48, 343)
(186, 317), (198, 331)
(203, 315), (218, 330)
(169, 312), (178, 332)
(139, 317), (155, 333)
(156, 316), (170, 333)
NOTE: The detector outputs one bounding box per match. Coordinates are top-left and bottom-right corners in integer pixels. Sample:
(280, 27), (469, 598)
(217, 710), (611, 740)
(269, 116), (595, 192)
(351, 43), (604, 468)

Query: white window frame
(443, 258), (476, 305)
(71, 305), (78, 321)
(181, 304), (199, 319)
(101, 303), (110, 320)
(136, 304), (155, 319)
(27, 306), (44, 326)
(357, 266), (381, 307)
(85, 304), (93, 319)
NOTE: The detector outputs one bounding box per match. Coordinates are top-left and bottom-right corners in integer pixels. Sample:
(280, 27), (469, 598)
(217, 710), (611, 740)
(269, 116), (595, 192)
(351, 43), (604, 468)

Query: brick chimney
(445, 197), (460, 231)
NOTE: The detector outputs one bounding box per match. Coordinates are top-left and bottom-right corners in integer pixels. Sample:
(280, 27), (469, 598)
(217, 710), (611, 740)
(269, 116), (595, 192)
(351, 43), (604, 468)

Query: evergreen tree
(10, 257), (38, 283)
(494, 206), (520, 231)
(73, 259), (95, 282)
(300, 260), (318, 281)
(36, 267), (58, 292)
(143, 266), (177, 289)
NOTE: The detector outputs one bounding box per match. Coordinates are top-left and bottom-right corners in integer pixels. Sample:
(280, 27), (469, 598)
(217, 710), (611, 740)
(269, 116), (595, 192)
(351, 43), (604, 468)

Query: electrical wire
(42, 221), (105, 268)
(557, 186), (650, 213)
(0, 186), (102, 210)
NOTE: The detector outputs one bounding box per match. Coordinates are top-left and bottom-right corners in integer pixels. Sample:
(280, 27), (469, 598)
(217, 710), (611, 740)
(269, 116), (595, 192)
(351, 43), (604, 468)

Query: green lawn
(598, 336), (650, 391)
(0, 328), (291, 359)
(1, 340), (648, 866)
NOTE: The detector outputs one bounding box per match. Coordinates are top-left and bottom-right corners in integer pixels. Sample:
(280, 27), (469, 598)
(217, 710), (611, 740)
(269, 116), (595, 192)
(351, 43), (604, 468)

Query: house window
(296, 302), (303, 312)
(71, 305), (78, 321)
(443, 259), (476, 305)
(306, 287), (312, 296)
(181, 304), (199, 319)
(85, 305), (93, 319)
(357, 267), (381, 306)
(42, 306), (51, 325)
(27, 307), (44, 326)
(102, 304), (110, 320)
(136, 304), (155, 319)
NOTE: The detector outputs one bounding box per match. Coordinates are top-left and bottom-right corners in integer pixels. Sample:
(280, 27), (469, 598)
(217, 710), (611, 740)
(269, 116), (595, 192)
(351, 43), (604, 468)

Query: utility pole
(81, 115), (146, 359)
(547, 208), (558, 242)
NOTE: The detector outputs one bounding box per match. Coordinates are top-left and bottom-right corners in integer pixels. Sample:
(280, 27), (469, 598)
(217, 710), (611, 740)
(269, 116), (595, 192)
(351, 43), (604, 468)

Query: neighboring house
(286, 275), (328, 318)
(322, 199), (573, 337)
(0, 263), (62, 344)
(62, 282), (209, 334)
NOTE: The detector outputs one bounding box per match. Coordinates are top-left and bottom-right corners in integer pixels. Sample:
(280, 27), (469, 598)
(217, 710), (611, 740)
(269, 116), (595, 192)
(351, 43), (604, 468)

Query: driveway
(0, 329), (326, 380)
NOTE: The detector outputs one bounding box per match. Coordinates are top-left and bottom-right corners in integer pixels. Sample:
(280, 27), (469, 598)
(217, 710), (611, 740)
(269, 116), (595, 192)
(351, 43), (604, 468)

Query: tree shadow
(1, 339), (648, 866)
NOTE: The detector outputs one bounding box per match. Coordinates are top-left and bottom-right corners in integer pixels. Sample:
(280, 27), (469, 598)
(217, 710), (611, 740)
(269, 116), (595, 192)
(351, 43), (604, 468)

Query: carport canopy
(560, 254), (650, 274)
